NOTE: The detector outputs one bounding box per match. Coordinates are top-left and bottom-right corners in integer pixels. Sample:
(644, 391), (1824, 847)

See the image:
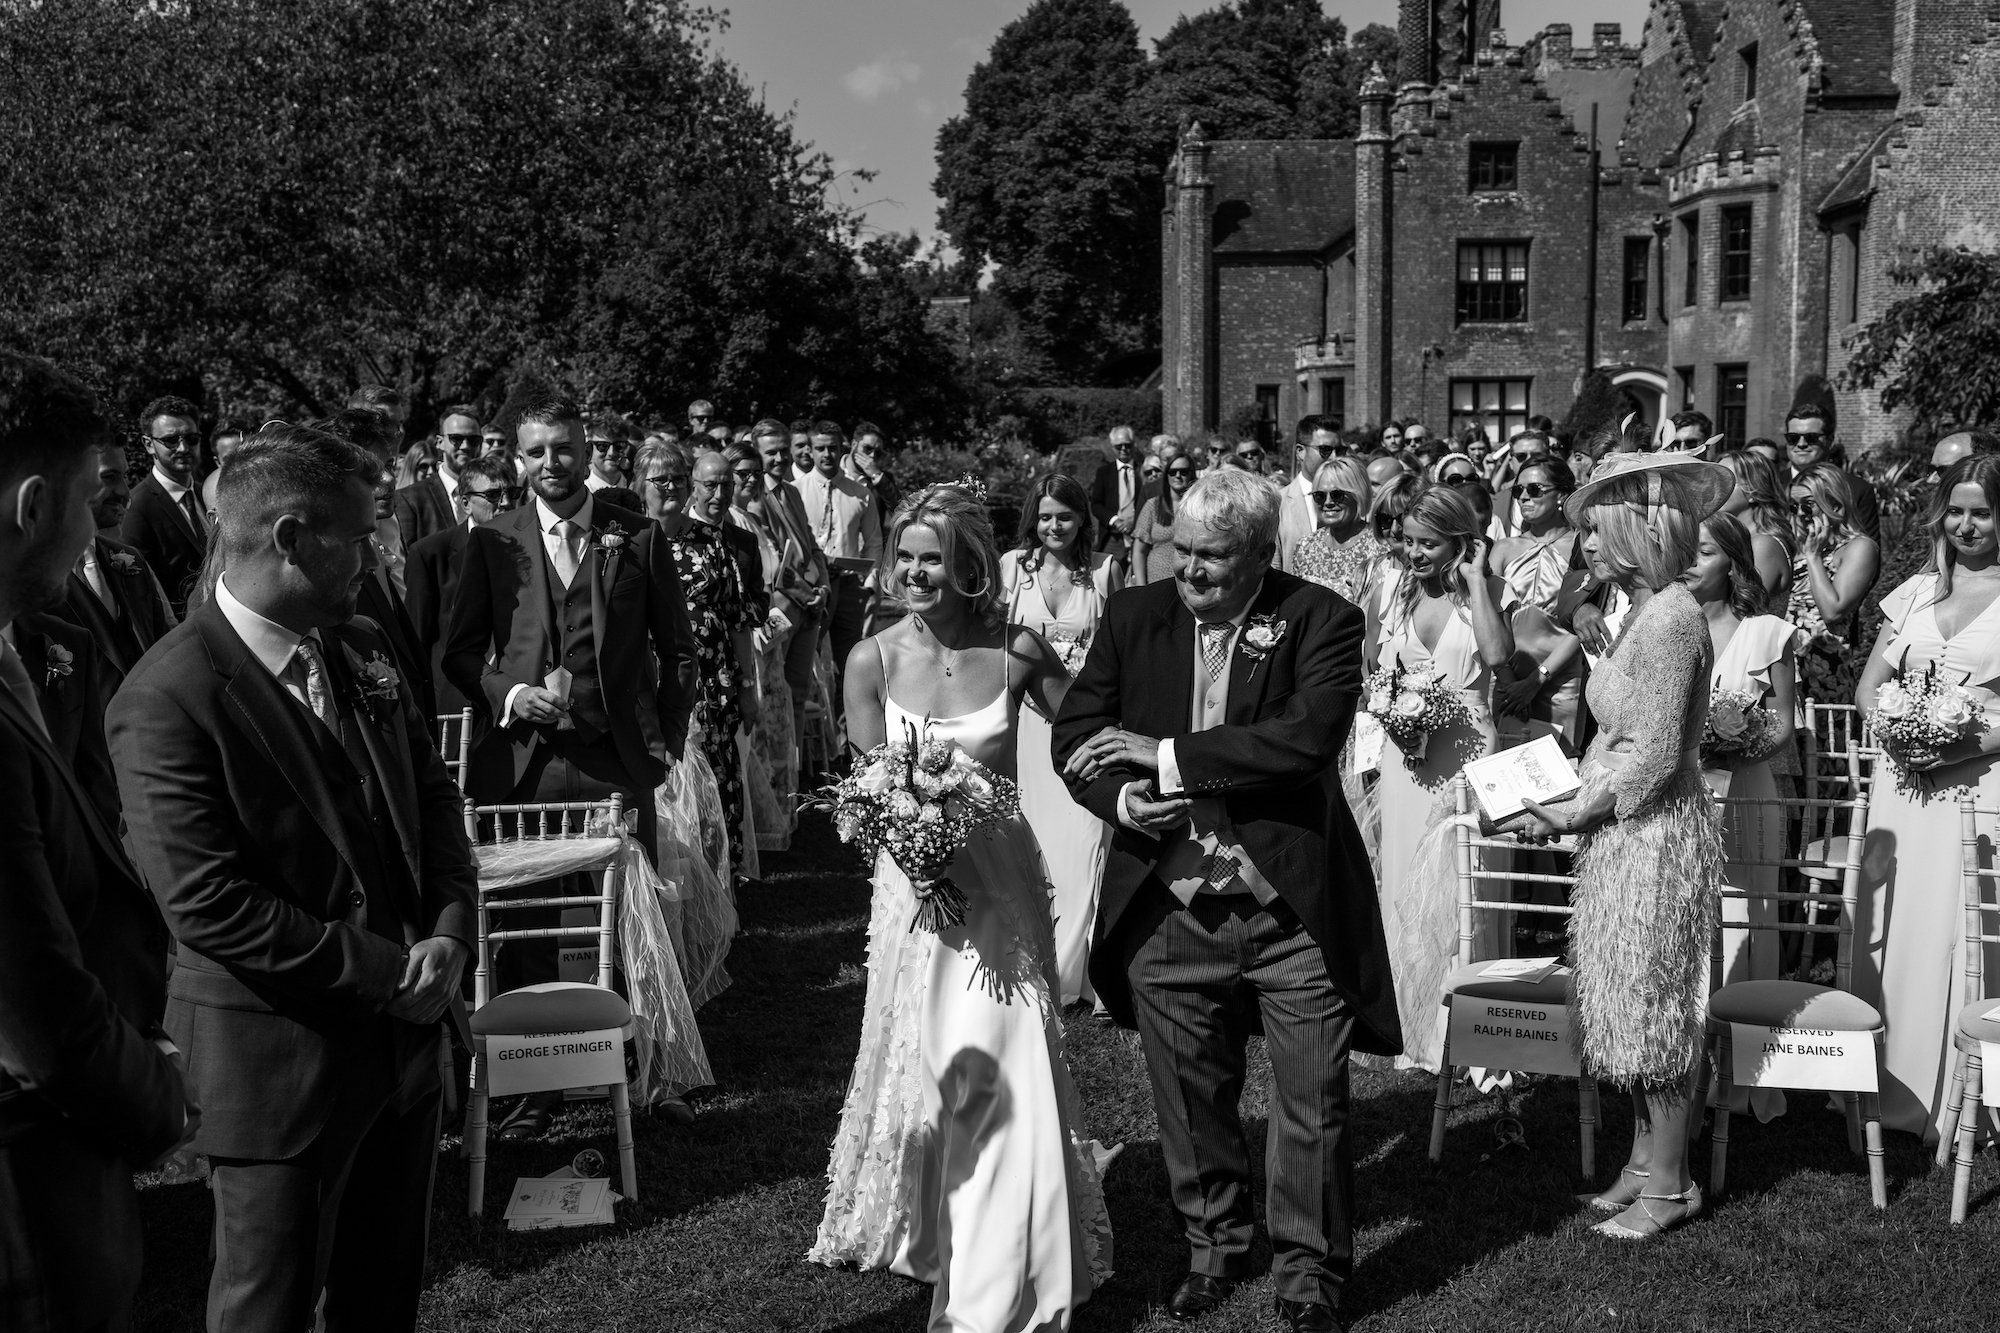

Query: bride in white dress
(809, 483), (1114, 1332)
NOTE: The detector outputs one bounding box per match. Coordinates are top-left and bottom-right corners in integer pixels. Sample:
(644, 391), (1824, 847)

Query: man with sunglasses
(1928, 428), (2000, 482)
(1782, 404), (1878, 543)
(584, 410), (636, 494)
(1089, 425), (1144, 567)
(687, 398), (716, 438)
(120, 395), (209, 617)
(394, 403), (484, 545)
(847, 421), (902, 524)
(796, 420), (881, 694)
(406, 455), (518, 718)
(1277, 415), (1340, 573)
(1489, 429), (1552, 538)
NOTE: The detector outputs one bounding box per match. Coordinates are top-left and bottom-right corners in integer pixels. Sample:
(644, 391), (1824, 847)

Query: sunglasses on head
(1785, 432), (1826, 447)
(1311, 489), (1355, 507)
(1515, 482), (1564, 499)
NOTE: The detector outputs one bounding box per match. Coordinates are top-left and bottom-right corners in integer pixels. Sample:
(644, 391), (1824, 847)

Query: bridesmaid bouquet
(1699, 688), (1781, 766)
(811, 719), (1021, 933)
(1871, 652), (1986, 787)
(1363, 662), (1469, 766)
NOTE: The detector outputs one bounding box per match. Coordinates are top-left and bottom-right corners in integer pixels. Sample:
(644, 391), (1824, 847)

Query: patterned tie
(180, 487), (207, 539)
(291, 637), (336, 731)
(819, 479), (836, 552)
(551, 519), (584, 588)
(0, 634), (48, 739)
(1200, 621), (1232, 681)
(1201, 848), (1241, 894)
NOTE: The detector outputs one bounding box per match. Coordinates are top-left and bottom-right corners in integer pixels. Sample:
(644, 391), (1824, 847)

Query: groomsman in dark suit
(405, 454), (519, 716)
(1055, 469), (1399, 1333)
(0, 350), (192, 1333)
(120, 394), (211, 616)
(8, 611), (120, 828)
(443, 393), (696, 970)
(109, 424), (477, 1331)
(62, 439), (178, 688)
(394, 402), (481, 544)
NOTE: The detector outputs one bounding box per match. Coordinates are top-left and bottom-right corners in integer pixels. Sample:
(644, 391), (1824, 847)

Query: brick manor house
(1160, 0), (2000, 450)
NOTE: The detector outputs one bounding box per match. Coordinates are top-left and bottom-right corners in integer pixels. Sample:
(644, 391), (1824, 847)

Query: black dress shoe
(1164, 1273), (1237, 1322)
(1274, 1296), (1344, 1333)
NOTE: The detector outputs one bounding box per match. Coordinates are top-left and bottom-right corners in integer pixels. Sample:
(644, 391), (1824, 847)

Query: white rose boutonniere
(1240, 614), (1287, 679)
(43, 640), (74, 689)
(350, 650), (403, 725)
(106, 550), (141, 576)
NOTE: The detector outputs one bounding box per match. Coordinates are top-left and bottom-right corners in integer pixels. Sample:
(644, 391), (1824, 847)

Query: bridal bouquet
(1872, 652), (1987, 788)
(1700, 688), (1782, 766)
(810, 720), (1021, 933)
(1363, 662), (1469, 765)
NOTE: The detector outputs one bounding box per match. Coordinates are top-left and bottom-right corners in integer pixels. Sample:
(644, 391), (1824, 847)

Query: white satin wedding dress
(808, 690), (1113, 1332)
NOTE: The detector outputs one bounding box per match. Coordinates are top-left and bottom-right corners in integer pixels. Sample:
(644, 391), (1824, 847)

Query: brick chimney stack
(1593, 22), (1622, 53)
(1354, 66), (1395, 428)
(1169, 124), (1214, 437)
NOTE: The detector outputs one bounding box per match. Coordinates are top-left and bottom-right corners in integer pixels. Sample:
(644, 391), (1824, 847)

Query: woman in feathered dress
(1505, 451), (1730, 1240)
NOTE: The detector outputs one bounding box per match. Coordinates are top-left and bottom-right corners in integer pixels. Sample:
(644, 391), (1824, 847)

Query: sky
(713, 0), (1651, 249)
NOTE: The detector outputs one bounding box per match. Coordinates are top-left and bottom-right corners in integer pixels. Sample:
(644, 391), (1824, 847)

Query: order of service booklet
(1462, 734), (1582, 823)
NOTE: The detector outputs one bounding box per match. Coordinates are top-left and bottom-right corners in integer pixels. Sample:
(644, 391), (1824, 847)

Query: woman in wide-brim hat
(1505, 450), (1732, 1239)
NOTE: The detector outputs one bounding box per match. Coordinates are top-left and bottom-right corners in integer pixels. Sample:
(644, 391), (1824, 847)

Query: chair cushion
(1443, 961), (1573, 1005)
(1797, 836), (1852, 882)
(1708, 979), (1881, 1031)
(470, 982), (631, 1036)
(1957, 999), (2000, 1045)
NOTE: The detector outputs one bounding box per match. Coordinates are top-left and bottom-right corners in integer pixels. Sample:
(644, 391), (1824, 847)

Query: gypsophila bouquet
(1363, 661), (1469, 766)
(809, 719), (1021, 933)
(1871, 650), (1988, 790)
(1700, 688), (1782, 766)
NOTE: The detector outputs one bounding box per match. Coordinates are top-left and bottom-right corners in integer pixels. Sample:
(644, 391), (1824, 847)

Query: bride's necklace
(916, 617), (967, 677)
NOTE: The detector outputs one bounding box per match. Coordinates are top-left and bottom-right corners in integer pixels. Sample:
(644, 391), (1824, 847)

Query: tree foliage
(0, 0), (966, 435)
(1140, 0), (1356, 145)
(1840, 247), (2000, 431)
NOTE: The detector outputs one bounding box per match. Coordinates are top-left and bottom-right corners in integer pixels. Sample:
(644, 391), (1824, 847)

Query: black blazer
(405, 521), (473, 716)
(107, 605), (478, 1160)
(13, 612), (120, 830)
(0, 669), (182, 1161)
(356, 569), (435, 724)
(1052, 572), (1401, 1056)
(58, 535), (176, 687)
(442, 499), (699, 801)
(393, 475), (453, 545)
(120, 473), (207, 616)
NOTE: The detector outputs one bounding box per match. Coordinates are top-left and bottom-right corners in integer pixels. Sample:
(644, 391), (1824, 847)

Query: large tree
(0, 0), (966, 434)
(1840, 246), (2000, 433)
(932, 0), (1157, 381)
(1139, 0), (1358, 146)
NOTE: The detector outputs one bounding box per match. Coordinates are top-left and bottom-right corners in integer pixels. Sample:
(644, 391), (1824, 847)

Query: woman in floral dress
(1291, 455), (1381, 605)
(726, 443), (799, 851)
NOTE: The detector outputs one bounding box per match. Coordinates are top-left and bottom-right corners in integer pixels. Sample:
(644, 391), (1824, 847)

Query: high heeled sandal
(1575, 1165), (1649, 1215)
(1591, 1183), (1704, 1240)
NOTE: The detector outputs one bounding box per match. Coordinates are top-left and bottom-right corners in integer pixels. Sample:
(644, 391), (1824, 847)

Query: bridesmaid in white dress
(1369, 485), (1513, 1069)
(811, 484), (1114, 1331)
(1855, 456), (2000, 1143)
(999, 474), (1123, 1006)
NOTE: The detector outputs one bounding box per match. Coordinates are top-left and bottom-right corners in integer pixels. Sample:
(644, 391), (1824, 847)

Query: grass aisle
(136, 814), (1997, 1331)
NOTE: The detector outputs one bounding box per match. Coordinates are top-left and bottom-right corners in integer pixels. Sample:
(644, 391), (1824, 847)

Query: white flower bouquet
(1363, 662), (1469, 766)
(809, 719), (1021, 933)
(1700, 688), (1781, 766)
(1872, 651), (1987, 788)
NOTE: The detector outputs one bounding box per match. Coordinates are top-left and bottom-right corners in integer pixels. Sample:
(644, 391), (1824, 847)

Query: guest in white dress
(1854, 455), (2000, 1142)
(1489, 458), (1584, 751)
(1369, 484), (1514, 1068)
(811, 484), (1113, 1330)
(1000, 474), (1124, 1006)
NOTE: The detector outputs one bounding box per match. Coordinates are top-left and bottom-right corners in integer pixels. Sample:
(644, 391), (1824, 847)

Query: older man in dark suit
(1055, 469), (1398, 1333)
(0, 350), (192, 1333)
(60, 440), (178, 689)
(109, 424), (477, 1332)
(120, 394), (210, 616)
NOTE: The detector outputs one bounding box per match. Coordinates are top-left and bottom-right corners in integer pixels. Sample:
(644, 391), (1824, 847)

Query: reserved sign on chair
(488, 1029), (626, 1097)
(1728, 1023), (1878, 1092)
(1446, 998), (1581, 1076)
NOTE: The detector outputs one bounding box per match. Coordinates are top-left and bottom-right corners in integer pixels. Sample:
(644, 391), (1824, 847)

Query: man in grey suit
(1054, 469), (1399, 1333)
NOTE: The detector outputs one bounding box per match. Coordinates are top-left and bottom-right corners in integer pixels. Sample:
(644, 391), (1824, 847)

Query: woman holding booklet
(1501, 451), (1729, 1241)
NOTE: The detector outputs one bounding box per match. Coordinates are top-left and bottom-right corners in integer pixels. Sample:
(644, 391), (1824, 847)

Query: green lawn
(136, 815), (1998, 1331)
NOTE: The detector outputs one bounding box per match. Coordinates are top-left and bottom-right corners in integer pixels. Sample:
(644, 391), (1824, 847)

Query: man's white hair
(1108, 424), (1135, 445)
(1179, 468), (1281, 552)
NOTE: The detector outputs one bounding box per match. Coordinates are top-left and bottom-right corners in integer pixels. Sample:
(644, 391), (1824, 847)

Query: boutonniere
(43, 640), (74, 689)
(348, 649), (403, 724)
(594, 522), (629, 555)
(1240, 615), (1287, 678)
(106, 550), (141, 576)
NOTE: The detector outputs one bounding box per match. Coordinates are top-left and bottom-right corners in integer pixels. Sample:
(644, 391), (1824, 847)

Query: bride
(808, 482), (1115, 1331)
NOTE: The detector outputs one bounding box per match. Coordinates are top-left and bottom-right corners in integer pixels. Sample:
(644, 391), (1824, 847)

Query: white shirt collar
(533, 492), (594, 536)
(1194, 580), (1264, 636)
(1290, 471), (1313, 496)
(152, 465), (192, 502)
(216, 574), (313, 679)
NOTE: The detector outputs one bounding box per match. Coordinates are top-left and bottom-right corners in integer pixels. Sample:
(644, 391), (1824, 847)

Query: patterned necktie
(1200, 621), (1232, 681)
(819, 479), (836, 551)
(291, 637), (336, 731)
(0, 634), (48, 739)
(551, 519), (584, 588)
(180, 487), (207, 538)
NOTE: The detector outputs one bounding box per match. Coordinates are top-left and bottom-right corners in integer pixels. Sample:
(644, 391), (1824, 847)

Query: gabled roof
(1677, 0), (1726, 66)
(1795, 0), (1902, 101)
(1206, 140), (1354, 254)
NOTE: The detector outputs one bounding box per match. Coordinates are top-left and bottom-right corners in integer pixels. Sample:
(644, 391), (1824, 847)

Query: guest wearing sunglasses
(393, 403), (484, 544)
(1228, 438), (1267, 474)
(724, 442), (800, 855)
(1277, 415), (1341, 572)
(1786, 462), (1879, 706)
(1489, 459), (1585, 750)
(1781, 403), (1879, 542)
(1291, 457), (1379, 607)
(844, 421), (902, 526)
(121, 395), (210, 617)
(1130, 444), (1195, 585)
(405, 454), (521, 718)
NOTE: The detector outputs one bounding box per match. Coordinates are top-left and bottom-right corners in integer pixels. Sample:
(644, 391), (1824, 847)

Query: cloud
(914, 97), (937, 119)
(843, 52), (921, 103)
